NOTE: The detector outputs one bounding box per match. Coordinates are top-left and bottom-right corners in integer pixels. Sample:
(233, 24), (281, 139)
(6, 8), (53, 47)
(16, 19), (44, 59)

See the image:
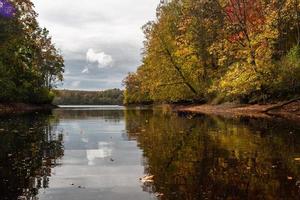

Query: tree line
(53, 89), (124, 105)
(123, 0), (300, 105)
(0, 0), (64, 104)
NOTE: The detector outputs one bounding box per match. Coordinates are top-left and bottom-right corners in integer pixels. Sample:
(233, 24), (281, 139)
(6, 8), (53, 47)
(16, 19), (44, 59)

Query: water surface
(0, 107), (300, 200)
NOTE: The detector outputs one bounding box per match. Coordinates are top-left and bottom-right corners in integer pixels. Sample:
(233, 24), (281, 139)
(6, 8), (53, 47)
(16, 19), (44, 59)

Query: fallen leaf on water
(140, 175), (154, 183)
(155, 192), (164, 197)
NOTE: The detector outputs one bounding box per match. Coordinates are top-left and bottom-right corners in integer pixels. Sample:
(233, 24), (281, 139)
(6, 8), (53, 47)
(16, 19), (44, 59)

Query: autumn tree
(124, 0), (300, 104)
(0, 0), (64, 103)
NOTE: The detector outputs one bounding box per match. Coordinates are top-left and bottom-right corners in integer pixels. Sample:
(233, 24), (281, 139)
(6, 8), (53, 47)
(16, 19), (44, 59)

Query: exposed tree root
(263, 97), (300, 113)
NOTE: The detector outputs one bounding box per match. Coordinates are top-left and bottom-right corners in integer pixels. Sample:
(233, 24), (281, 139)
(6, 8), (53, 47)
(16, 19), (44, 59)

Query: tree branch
(263, 97), (300, 113)
(156, 32), (198, 95)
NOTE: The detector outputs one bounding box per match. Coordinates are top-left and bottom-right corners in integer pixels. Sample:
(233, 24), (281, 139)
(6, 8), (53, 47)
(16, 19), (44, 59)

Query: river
(0, 106), (300, 200)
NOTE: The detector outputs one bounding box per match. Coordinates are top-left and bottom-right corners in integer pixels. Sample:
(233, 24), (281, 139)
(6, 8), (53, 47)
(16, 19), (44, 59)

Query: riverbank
(173, 98), (300, 121)
(0, 103), (57, 115)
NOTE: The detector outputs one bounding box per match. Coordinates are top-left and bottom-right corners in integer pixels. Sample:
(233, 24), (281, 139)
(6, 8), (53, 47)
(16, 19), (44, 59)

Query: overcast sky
(32, 0), (158, 91)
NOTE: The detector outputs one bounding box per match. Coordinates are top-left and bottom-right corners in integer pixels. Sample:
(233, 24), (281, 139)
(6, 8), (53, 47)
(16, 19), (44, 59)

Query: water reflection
(125, 109), (300, 200)
(54, 108), (124, 122)
(1, 108), (300, 200)
(0, 113), (63, 200)
(86, 142), (113, 166)
(37, 108), (153, 200)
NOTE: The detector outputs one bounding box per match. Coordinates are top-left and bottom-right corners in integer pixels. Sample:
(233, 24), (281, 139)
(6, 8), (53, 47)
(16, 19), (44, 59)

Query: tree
(123, 0), (300, 104)
(0, 0), (64, 103)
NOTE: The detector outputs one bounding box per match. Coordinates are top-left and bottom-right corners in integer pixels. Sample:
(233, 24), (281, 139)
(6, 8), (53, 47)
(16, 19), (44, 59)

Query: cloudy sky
(32, 0), (159, 90)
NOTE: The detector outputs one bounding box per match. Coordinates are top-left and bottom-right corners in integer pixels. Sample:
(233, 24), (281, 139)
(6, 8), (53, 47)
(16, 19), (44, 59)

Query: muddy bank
(0, 103), (57, 115)
(173, 98), (300, 121)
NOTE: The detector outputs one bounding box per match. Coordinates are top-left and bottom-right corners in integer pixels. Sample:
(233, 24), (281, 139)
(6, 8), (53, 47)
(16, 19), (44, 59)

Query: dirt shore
(0, 103), (57, 115)
(173, 99), (300, 121)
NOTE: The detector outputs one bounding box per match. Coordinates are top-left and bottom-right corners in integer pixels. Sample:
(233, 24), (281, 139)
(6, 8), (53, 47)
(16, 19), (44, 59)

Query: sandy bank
(173, 98), (300, 121)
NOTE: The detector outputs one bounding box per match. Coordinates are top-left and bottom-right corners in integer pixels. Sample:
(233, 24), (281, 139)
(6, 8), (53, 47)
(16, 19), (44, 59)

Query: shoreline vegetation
(52, 89), (123, 105)
(123, 0), (300, 108)
(0, 1), (64, 106)
(0, 103), (57, 115)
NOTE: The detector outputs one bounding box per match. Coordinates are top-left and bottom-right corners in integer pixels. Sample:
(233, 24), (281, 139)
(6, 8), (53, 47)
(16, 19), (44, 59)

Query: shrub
(272, 45), (300, 99)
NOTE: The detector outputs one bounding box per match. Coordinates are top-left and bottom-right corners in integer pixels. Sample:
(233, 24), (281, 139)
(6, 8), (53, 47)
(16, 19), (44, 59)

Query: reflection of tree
(0, 113), (64, 200)
(125, 110), (300, 200)
(53, 109), (123, 123)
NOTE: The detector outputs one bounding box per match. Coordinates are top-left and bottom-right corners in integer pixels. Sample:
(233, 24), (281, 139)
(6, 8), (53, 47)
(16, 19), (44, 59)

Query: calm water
(0, 107), (300, 200)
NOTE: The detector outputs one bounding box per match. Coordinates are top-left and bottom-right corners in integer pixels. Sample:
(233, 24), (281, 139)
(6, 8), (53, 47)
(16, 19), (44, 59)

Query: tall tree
(0, 0), (64, 103)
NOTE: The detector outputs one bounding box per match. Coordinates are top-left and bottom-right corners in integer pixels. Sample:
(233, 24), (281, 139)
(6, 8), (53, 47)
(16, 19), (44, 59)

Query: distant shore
(173, 98), (300, 121)
(0, 103), (57, 115)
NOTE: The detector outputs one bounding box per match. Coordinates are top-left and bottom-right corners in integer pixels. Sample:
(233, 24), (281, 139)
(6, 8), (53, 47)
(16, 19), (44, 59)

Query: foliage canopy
(0, 0), (64, 104)
(124, 0), (300, 104)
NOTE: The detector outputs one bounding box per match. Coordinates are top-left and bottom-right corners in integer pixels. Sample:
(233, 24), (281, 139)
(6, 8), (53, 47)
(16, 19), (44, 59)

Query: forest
(0, 0), (64, 104)
(123, 0), (300, 105)
(53, 89), (124, 105)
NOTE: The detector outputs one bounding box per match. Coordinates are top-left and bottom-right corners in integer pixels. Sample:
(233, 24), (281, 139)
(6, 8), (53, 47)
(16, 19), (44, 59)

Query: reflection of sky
(86, 142), (112, 165)
(38, 109), (156, 200)
(58, 118), (126, 150)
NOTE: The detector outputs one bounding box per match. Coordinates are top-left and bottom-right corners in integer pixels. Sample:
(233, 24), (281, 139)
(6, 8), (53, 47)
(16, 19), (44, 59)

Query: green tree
(0, 0), (64, 104)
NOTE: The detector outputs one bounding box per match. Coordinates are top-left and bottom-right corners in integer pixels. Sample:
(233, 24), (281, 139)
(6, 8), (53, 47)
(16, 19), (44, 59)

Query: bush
(272, 45), (300, 99)
(0, 78), (17, 102)
(31, 88), (55, 104)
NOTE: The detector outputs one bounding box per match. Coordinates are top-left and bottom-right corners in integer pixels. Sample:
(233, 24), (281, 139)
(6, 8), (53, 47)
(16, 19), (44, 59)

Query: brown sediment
(173, 99), (300, 121)
(0, 103), (57, 115)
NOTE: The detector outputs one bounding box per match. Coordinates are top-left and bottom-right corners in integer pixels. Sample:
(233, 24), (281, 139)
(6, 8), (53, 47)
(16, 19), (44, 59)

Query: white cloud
(81, 67), (89, 74)
(86, 48), (113, 68)
(32, 0), (158, 90)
